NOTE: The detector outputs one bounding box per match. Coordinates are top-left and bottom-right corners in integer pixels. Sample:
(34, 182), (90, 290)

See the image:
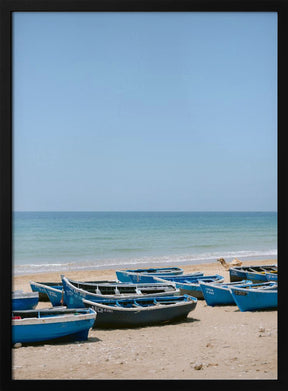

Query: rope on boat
(60, 289), (64, 305)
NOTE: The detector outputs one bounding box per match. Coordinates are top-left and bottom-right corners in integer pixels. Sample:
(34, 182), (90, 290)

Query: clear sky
(13, 12), (277, 212)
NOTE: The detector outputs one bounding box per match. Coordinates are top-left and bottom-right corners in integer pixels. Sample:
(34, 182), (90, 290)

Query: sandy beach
(12, 259), (277, 380)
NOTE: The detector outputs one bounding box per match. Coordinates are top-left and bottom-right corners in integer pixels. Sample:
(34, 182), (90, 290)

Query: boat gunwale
(12, 309), (96, 325)
(230, 264), (277, 272)
(29, 281), (62, 293)
(153, 274), (224, 287)
(83, 295), (196, 312)
(62, 277), (180, 298)
(67, 277), (177, 289)
(199, 280), (252, 292)
(228, 284), (277, 295)
(12, 291), (39, 299)
(116, 267), (184, 275)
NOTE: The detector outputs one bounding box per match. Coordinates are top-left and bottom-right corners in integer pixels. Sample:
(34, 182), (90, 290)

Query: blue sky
(13, 12), (277, 212)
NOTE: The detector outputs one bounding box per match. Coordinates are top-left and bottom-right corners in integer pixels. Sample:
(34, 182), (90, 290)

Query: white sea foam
(13, 248), (277, 276)
(13, 212), (278, 275)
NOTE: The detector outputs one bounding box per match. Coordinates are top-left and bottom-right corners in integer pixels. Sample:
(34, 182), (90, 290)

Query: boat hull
(117, 271), (203, 284)
(12, 308), (96, 344)
(199, 280), (252, 306)
(83, 295), (197, 328)
(116, 267), (184, 283)
(229, 265), (277, 282)
(229, 268), (247, 282)
(265, 273), (277, 282)
(30, 282), (65, 306)
(229, 285), (277, 312)
(46, 287), (65, 306)
(173, 284), (204, 299)
(30, 282), (62, 301)
(155, 274), (224, 299)
(12, 292), (39, 311)
(244, 272), (268, 283)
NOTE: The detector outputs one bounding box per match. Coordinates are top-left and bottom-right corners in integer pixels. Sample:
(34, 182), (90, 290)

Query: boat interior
(70, 281), (174, 295)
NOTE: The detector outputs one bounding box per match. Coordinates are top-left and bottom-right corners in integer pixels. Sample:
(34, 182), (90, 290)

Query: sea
(13, 211), (277, 276)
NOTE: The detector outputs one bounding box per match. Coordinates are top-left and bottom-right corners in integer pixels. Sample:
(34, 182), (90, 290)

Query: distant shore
(12, 258), (277, 380)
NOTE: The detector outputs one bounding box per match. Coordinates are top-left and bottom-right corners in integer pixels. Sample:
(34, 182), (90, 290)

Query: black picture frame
(1, 1), (287, 390)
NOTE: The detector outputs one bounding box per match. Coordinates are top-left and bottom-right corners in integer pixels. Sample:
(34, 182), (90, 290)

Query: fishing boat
(30, 279), (114, 301)
(229, 264), (277, 282)
(116, 267), (185, 283)
(199, 280), (253, 306)
(82, 294), (197, 328)
(30, 279), (116, 307)
(12, 307), (96, 344)
(30, 281), (65, 306)
(154, 274), (224, 299)
(61, 276), (181, 308)
(228, 282), (277, 312)
(30, 281), (64, 301)
(12, 291), (39, 311)
(245, 268), (277, 283)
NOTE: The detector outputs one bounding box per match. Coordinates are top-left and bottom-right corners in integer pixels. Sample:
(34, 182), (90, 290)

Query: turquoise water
(13, 212), (277, 275)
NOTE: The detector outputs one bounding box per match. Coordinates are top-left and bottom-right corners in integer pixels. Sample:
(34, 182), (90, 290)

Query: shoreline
(13, 252), (277, 276)
(12, 258), (277, 380)
(13, 258), (277, 290)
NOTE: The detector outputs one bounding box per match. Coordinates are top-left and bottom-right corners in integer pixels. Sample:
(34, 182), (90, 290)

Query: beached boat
(199, 280), (253, 306)
(229, 265), (277, 282)
(154, 274), (224, 299)
(45, 276), (180, 307)
(116, 267), (185, 283)
(12, 307), (96, 344)
(12, 291), (39, 311)
(30, 279), (114, 301)
(61, 276), (181, 308)
(245, 268), (277, 283)
(30, 281), (63, 301)
(83, 294), (197, 328)
(30, 281), (65, 306)
(229, 282), (277, 312)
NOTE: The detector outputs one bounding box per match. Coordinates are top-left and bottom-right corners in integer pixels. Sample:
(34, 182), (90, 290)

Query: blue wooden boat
(30, 281), (63, 301)
(30, 281), (65, 306)
(83, 294), (197, 328)
(245, 268), (277, 283)
(30, 279), (114, 301)
(229, 264), (277, 282)
(229, 282), (277, 312)
(154, 274), (224, 299)
(116, 267), (185, 283)
(62, 276), (180, 308)
(199, 280), (253, 306)
(12, 291), (39, 311)
(12, 308), (96, 344)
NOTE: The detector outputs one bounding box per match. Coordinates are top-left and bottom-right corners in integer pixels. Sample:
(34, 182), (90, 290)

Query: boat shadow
(18, 336), (102, 347)
(169, 316), (200, 326)
(93, 316), (200, 331)
(232, 308), (277, 313)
